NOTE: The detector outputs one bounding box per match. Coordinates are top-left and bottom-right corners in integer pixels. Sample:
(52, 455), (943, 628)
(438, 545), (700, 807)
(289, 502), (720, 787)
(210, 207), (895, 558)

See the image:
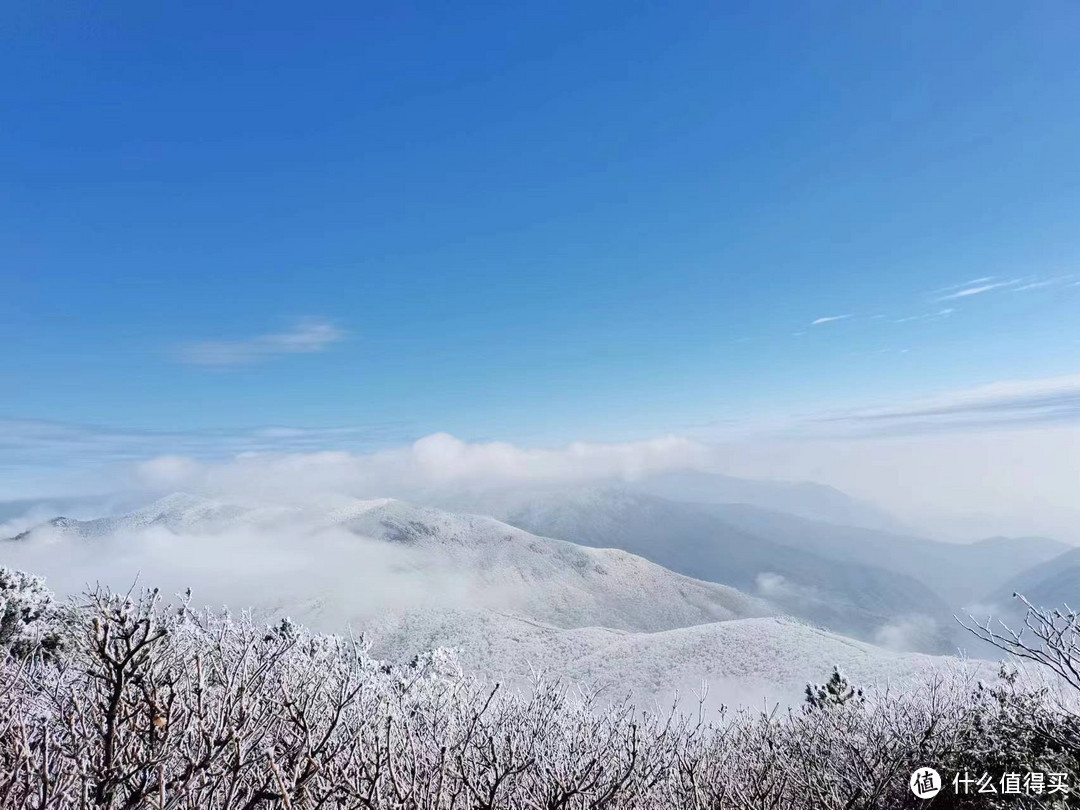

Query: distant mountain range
(694, 503), (1069, 606)
(990, 545), (1080, 615)
(627, 469), (910, 533)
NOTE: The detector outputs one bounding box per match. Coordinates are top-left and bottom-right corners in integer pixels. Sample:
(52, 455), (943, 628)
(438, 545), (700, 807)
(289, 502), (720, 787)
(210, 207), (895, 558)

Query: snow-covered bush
(805, 665), (865, 709)
(0, 565), (67, 658)
(0, 568), (1077, 809)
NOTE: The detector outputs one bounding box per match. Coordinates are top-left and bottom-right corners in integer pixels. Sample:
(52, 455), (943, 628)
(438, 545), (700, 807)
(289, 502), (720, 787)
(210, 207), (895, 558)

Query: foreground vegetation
(0, 568), (1077, 809)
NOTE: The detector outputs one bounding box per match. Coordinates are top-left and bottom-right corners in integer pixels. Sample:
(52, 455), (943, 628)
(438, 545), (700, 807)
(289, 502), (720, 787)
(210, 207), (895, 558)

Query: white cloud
(894, 308), (954, 324)
(137, 455), (205, 488)
(932, 276), (995, 295)
(176, 318), (345, 367)
(0, 418), (416, 499)
(936, 279), (1020, 301)
(702, 374), (1080, 540)
(1012, 275), (1075, 292)
(125, 433), (717, 504)
(1013, 280), (1054, 292)
(874, 615), (940, 652)
(809, 315), (851, 326)
(932, 274), (1075, 298)
(755, 572), (820, 604)
(0, 520), (507, 630)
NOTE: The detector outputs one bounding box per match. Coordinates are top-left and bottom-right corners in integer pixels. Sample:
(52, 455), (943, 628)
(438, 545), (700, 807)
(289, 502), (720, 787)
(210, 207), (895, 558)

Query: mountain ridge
(437, 486), (957, 650)
(5, 492), (776, 634)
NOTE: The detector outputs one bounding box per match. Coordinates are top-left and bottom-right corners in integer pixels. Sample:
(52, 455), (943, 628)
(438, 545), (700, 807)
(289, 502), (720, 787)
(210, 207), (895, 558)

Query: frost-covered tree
(804, 665), (864, 709)
(954, 596), (1080, 803)
(0, 566), (66, 657)
(0, 571), (1078, 809)
(963, 594), (1080, 692)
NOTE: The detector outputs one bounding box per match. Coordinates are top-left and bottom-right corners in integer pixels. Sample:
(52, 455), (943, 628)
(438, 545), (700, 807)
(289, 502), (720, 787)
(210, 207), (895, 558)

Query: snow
(361, 607), (990, 708)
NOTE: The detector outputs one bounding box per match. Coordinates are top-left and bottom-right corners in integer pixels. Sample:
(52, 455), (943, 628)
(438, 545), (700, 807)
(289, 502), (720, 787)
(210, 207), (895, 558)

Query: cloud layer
(0, 520), (504, 632)
(129, 433), (716, 504)
(4, 373), (1080, 539)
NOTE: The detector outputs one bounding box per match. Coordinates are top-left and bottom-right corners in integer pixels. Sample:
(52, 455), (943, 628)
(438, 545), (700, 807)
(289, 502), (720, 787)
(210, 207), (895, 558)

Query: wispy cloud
(931, 276), (995, 295)
(176, 318), (346, 367)
(936, 279), (1020, 301)
(807, 374), (1080, 436)
(932, 273), (1076, 299)
(1012, 275), (1075, 292)
(894, 308), (954, 324)
(0, 419), (417, 461)
(809, 314), (851, 326)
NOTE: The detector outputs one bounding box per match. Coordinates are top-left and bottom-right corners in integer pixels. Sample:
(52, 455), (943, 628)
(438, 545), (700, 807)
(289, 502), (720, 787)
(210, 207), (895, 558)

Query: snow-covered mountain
(331, 499), (774, 631)
(438, 487), (956, 650)
(6, 493), (774, 634)
(8, 492), (303, 540)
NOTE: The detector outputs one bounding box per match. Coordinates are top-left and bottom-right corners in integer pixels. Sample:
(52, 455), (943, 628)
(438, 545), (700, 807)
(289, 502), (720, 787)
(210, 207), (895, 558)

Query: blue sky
(3, 1), (1080, 468)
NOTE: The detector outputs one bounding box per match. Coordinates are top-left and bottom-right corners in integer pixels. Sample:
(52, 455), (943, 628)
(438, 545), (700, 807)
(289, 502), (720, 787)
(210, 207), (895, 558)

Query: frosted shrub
(0, 566), (67, 658)
(0, 569), (1077, 809)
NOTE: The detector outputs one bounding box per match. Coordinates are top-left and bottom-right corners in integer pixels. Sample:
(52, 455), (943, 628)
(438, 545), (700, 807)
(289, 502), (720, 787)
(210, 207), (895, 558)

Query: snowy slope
(319, 499), (775, 631)
(361, 608), (985, 708)
(438, 487), (956, 650)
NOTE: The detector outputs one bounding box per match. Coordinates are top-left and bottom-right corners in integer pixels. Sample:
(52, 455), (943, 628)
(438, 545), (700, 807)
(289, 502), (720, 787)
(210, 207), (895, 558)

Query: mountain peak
(137, 492), (217, 515)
